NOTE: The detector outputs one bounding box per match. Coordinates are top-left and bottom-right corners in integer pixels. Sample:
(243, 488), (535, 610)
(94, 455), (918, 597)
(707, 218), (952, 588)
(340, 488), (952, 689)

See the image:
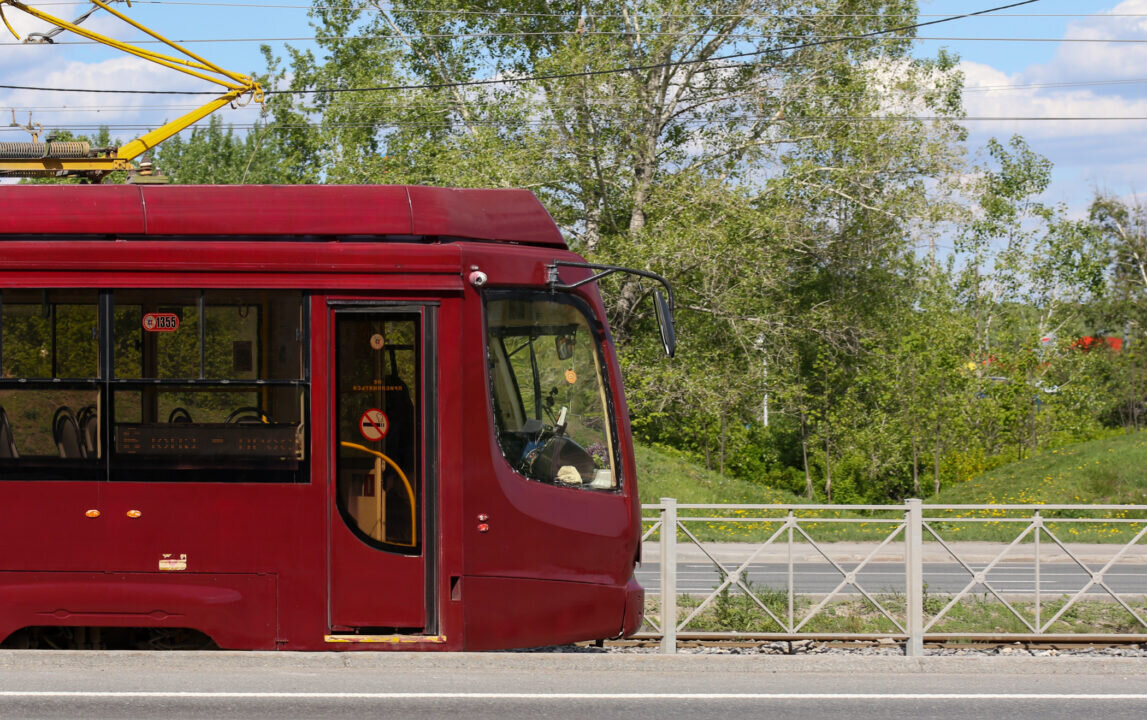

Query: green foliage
(153, 115), (295, 184)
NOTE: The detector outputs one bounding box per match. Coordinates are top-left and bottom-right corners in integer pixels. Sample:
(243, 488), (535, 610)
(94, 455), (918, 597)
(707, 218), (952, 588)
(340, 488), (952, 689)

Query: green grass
(635, 444), (800, 505)
(922, 432), (1147, 542)
(634, 434), (1147, 543)
(635, 444), (908, 543)
(644, 589), (1147, 636)
(933, 432), (1147, 506)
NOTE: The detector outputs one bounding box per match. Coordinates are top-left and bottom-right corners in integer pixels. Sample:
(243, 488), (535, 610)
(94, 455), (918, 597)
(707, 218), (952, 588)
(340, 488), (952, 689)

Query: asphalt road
(0, 652), (1144, 720)
(636, 561), (1147, 596)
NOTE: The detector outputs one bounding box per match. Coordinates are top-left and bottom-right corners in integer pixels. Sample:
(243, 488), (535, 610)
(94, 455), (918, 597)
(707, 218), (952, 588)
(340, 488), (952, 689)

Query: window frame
(484, 289), (622, 493)
(0, 288), (311, 483)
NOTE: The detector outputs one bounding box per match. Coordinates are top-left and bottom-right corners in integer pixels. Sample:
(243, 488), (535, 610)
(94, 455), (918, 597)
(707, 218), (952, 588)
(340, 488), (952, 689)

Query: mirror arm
(545, 260), (674, 311)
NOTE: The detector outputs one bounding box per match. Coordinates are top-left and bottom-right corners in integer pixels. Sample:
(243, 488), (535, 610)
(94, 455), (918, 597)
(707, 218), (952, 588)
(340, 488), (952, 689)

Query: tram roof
(0, 184), (565, 247)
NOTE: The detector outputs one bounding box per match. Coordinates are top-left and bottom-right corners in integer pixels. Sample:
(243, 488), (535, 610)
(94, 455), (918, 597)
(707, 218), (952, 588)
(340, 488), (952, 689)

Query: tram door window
(334, 313), (421, 553)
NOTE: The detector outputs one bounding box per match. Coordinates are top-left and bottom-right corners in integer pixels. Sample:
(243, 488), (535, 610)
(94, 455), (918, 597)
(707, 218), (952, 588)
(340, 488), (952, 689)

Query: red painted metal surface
(0, 184), (640, 651)
(0, 185), (564, 246)
(0, 572), (278, 649)
(462, 577), (628, 651)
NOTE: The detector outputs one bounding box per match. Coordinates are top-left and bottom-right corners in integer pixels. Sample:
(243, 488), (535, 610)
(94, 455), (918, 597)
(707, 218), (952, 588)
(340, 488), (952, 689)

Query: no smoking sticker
(359, 408), (389, 442)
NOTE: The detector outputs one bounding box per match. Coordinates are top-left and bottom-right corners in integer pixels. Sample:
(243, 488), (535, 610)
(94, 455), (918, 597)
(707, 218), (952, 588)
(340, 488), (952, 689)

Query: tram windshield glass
(486, 293), (618, 490)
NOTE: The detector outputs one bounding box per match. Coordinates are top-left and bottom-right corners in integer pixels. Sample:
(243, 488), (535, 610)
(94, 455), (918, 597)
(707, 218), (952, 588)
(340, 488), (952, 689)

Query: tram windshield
(486, 293), (618, 491)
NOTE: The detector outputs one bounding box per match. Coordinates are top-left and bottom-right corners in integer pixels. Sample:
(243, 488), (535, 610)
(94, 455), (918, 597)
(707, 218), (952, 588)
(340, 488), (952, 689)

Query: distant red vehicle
(1074, 336), (1123, 353)
(0, 185), (674, 651)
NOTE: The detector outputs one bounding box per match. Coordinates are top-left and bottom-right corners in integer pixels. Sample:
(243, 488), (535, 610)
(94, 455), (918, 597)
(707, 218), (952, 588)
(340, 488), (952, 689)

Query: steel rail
(625, 632), (1147, 643)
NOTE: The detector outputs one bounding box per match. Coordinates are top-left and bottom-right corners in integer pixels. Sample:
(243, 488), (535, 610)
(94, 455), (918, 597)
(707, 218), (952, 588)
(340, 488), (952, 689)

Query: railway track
(596, 638), (1147, 654)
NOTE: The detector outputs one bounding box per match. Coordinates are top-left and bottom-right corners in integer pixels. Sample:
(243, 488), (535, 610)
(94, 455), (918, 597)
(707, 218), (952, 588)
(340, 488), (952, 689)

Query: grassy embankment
(637, 438), (1147, 635)
(635, 432), (1147, 543)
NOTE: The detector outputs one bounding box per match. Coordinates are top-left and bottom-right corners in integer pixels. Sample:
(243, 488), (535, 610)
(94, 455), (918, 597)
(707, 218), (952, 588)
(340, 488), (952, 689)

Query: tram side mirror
(555, 333), (576, 361)
(654, 289), (676, 358)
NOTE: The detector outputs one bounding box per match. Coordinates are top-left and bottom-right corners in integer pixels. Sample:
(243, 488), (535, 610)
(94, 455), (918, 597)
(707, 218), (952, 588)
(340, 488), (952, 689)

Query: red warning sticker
(142, 313), (180, 332)
(359, 408), (390, 442)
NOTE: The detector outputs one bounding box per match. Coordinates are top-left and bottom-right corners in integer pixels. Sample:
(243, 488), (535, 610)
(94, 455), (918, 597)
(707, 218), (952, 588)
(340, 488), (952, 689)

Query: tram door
(329, 307), (432, 631)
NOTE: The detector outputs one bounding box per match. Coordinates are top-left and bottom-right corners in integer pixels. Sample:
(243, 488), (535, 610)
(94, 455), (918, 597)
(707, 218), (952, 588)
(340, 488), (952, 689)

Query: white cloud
(0, 3), (261, 145)
(961, 60), (1147, 141)
(1024, 0), (1147, 86)
(950, 2), (1147, 202)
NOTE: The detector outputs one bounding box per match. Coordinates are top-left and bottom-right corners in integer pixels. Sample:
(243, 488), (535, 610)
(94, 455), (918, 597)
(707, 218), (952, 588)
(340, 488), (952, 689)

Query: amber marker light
(126, 510), (142, 519)
(85, 509), (100, 518)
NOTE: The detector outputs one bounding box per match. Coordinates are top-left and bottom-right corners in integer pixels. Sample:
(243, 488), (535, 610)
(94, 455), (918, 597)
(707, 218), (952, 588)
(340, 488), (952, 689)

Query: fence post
(904, 498), (924, 657)
(660, 497), (677, 655)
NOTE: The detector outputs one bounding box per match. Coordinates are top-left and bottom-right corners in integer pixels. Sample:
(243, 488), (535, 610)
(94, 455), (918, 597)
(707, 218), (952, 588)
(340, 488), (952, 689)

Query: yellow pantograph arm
(0, 0), (263, 164)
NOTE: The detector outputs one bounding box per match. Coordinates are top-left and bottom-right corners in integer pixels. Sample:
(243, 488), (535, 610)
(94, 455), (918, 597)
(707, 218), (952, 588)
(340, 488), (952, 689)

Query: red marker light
(477, 523), (490, 533)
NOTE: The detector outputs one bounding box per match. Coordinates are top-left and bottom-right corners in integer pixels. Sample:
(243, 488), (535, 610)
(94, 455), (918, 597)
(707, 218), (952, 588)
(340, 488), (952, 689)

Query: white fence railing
(639, 499), (1147, 655)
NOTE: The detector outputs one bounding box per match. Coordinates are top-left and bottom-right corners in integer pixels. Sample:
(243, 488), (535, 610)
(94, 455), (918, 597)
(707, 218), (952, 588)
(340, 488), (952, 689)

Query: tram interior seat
(168, 407), (193, 423)
(0, 406), (18, 459)
(226, 406), (268, 424)
(52, 406), (85, 459)
(77, 404), (98, 455)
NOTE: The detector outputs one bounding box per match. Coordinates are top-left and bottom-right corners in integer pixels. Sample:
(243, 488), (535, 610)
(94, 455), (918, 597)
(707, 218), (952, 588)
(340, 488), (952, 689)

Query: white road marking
(0, 692), (1144, 701)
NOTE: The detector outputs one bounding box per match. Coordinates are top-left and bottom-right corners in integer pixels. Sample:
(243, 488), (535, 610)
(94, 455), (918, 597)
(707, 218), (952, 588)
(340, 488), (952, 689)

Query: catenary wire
(21, 1), (1147, 20)
(2, 34), (1145, 46)
(6, 74), (1147, 115)
(0, 0), (1044, 95)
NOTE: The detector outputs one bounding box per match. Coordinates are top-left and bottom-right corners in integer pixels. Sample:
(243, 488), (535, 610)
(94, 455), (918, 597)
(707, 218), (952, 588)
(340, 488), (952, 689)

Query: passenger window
(1, 290), (98, 379)
(486, 293), (618, 491)
(0, 290), (101, 480)
(109, 290), (307, 483)
(0, 289), (308, 483)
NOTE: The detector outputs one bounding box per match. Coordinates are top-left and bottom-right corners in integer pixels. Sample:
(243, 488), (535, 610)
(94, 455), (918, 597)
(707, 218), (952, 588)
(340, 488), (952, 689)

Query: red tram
(0, 184), (674, 651)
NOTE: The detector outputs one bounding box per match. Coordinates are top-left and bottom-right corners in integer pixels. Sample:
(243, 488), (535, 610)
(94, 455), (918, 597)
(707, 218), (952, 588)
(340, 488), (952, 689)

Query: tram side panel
(0, 285), (327, 650)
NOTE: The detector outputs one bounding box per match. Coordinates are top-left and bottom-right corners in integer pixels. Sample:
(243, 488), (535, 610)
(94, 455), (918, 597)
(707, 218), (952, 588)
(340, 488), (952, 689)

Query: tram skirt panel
(0, 572), (277, 650)
(461, 576), (626, 650)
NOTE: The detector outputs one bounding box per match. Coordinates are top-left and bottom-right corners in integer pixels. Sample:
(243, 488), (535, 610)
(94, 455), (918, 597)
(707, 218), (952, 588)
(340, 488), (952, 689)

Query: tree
(263, 1), (969, 485)
(153, 115), (294, 184)
(1087, 195), (1147, 431)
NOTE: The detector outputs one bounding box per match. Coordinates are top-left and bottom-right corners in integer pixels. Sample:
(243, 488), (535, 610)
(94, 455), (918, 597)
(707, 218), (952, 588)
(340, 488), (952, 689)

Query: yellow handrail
(340, 441), (418, 548)
(0, 0), (263, 180)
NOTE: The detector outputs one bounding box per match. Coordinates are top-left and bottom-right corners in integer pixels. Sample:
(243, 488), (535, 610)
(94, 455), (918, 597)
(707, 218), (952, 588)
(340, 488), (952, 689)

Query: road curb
(0, 650), (1143, 675)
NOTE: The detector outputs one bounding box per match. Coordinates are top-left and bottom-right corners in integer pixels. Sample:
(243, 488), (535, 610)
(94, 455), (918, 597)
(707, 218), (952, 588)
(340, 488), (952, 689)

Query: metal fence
(638, 499), (1147, 655)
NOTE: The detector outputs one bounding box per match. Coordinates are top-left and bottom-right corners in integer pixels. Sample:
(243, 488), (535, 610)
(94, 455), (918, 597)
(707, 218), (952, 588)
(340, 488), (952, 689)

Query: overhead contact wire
(0, 0), (1043, 96)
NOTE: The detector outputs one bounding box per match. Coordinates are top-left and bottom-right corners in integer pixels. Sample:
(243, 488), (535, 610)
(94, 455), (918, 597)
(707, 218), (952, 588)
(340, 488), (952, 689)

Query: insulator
(0, 142), (91, 159)
(0, 171), (58, 178)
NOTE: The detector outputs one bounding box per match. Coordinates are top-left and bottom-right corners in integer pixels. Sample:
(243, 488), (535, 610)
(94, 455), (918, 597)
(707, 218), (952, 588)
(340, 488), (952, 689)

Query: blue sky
(917, 0), (1147, 208)
(1, 0), (1143, 209)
